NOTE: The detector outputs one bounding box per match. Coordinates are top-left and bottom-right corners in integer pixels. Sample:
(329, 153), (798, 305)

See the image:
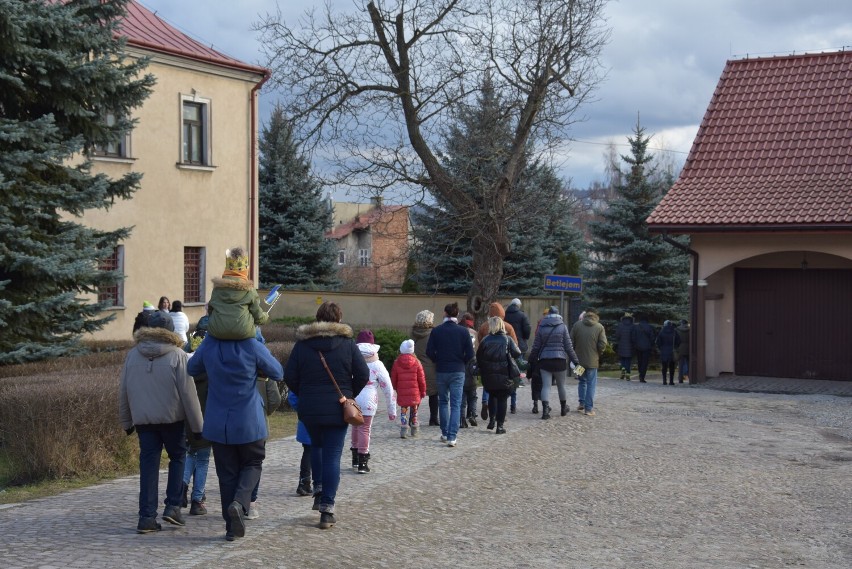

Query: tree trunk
(467, 231), (504, 326)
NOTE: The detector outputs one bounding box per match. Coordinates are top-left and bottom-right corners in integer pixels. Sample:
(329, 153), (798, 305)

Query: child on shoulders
(207, 247), (269, 340)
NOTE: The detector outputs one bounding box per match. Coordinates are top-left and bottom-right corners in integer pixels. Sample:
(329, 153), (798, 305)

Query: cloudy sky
(136, 0), (852, 191)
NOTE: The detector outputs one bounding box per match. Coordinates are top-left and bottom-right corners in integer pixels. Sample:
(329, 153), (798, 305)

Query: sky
(136, 0), (852, 193)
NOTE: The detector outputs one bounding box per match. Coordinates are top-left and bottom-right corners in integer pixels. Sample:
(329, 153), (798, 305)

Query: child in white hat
(390, 339), (426, 439)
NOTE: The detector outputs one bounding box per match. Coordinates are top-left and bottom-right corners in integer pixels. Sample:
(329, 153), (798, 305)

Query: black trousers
(487, 389), (511, 425)
(212, 439), (265, 531)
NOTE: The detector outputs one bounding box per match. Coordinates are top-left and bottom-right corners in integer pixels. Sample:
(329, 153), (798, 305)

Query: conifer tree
(585, 122), (688, 328)
(258, 106), (337, 288)
(0, 0), (153, 363)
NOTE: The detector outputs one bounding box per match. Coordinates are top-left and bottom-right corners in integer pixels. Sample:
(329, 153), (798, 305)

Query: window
(93, 111), (130, 158)
(180, 95), (211, 166)
(97, 245), (124, 307)
(184, 247), (206, 303)
(359, 248), (370, 267)
(338, 250), (346, 265)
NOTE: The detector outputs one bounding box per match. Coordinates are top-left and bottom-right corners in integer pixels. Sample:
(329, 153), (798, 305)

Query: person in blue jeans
(570, 309), (608, 416)
(182, 373), (211, 516)
(426, 302), (474, 447)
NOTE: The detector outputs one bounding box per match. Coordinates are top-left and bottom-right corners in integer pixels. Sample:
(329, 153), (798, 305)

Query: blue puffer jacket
(529, 314), (579, 367)
(187, 336), (283, 445)
(614, 317), (635, 357)
(656, 322), (677, 362)
(283, 321), (369, 428)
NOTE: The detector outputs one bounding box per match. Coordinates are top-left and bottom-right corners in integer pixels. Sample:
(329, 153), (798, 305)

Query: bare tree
(256, 0), (609, 316)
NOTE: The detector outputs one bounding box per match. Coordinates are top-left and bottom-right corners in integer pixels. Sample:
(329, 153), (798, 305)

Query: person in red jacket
(390, 339), (426, 439)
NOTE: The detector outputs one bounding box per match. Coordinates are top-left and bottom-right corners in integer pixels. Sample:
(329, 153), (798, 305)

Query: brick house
(648, 51), (852, 382)
(83, 1), (268, 340)
(326, 198), (411, 293)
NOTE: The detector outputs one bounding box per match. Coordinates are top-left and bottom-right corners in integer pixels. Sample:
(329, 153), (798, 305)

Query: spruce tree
(585, 122), (689, 328)
(258, 106), (337, 288)
(0, 0), (153, 363)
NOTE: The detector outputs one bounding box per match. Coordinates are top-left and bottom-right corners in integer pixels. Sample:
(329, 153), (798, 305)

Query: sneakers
(319, 512), (337, 529)
(228, 501), (246, 538)
(446, 439), (457, 447)
(189, 500), (207, 515)
(467, 416), (477, 427)
(136, 517), (162, 534)
(162, 505), (185, 526)
(440, 435), (447, 443)
(584, 409), (596, 416)
(577, 405), (585, 413)
(296, 478), (312, 497)
(246, 502), (259, 520)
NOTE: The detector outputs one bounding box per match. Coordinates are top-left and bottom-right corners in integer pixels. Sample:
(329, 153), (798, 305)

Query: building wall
(693, 233), (852, 376)
(81, 52), (263, 340)
(370, 207), (409, 292)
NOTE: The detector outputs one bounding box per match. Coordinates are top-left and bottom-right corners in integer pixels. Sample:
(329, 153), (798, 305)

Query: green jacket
(207, 276), (269, 340)
(570, 313), (608, 369)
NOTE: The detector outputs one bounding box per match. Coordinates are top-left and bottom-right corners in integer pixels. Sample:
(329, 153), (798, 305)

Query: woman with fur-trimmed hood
(207, 247), (269, 340)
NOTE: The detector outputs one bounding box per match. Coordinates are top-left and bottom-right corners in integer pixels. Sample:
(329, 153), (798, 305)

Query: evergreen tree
(258, 106), (338, 289)
(412, 78), (585, 297)
(585, 122), (689, 328)
(0, 0), (153, 364)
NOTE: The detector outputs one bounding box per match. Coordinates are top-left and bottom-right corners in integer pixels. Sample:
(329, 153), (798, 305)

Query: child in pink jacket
(352, 330), (397, 474)
(390, 339), (426, 439)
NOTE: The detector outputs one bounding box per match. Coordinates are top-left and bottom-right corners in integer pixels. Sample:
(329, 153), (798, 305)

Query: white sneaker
(246, 502), (259, 520)
(447, 439), (457, 447)
(440, 435), (447, 443)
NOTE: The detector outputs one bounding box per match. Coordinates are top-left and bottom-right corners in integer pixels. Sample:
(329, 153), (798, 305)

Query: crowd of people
(612, 312), (691, 385)
(119, 261), (685, 540)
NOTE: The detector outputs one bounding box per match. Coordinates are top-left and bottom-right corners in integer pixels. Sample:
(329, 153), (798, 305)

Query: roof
(326, 205), (406, 239)
(119, 1), (268, 77)
(647, 51), (852, 232)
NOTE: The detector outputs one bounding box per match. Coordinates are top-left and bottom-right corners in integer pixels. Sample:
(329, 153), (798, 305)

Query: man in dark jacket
(614, 312), (635, 380)
(426, 302), (474, 447)
(632, 314), (656, 383)
(504, 298), (531, 355)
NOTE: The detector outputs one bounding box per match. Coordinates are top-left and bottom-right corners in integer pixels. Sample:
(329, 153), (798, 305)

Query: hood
(296, 321), (353, 341)
(504, 304), (520, 315)
(395, 353), (420, 370)
(540, 313), (564, 327)
(132, 327), (185, 358)
(487, 302), (506, 319)
(211, 276), (255, 291)
(411, 326), (432, 340)
(582, 313), (600, 326)
(620, 316), (634, 324)
(357, 342), (380, 361)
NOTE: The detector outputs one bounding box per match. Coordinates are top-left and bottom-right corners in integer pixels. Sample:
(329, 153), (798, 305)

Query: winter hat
(548, 305), (560, 315)
(415, 309), (434, 327)
(623, 312), (634, 319)
(510, 298), (521, 307)
(146, 311), (175, 332)
(223, 247), (249, 280)
(142, 301), (155, 311)
(400, 339), (415, 354)
(356, 329), (375, 344)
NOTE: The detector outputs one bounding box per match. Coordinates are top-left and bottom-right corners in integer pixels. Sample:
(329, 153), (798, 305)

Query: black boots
(532, 400), (539, 414)
(510, 403), (516, 414)
(541, 401), (551, 420)
(296, 477), (312, 496)
(459, 416), (468, 428)
(495, 424), (506, 434)
(350, 448), (358, 471)
(357, 453), (371, 474)
(481, 404), (489, 421)
(560, 400), (568, 416)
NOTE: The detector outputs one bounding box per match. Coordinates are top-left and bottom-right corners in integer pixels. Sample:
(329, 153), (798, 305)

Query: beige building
(83, 1), (268, 340)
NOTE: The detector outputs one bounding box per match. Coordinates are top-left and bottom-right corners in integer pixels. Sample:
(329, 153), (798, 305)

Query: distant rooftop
(648, 50), (852, 232)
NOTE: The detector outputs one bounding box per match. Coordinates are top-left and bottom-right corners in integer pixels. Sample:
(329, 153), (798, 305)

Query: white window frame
(178, 94), (213, 169)
(359, 248), (370, 267)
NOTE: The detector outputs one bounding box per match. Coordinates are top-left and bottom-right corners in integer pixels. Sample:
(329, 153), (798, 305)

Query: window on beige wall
(184, 246), (206, 303)
(180, 95), (211, 166)
(97, 245), (124, 307)
(93, 111), (131, 158)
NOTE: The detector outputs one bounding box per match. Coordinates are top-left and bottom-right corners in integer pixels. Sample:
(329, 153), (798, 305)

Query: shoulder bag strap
(318, 351), (346, 403)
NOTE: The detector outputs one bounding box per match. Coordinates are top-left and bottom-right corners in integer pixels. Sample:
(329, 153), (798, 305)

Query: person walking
(633, 314), (656, 383)
(169, 300), (191, 346)
(570, 309), (609, 417)
(477, 302), (519, 415)
(351, 329), (397, 474)
(287, 391), (317, 497)
(476, 317), (522, 434)
(246, 360), (283, 520)
(119, 311), (203, 534)
(283, 301), (369, 529)
(656, 320), (677, 385)
(675, 319), (691, 383)
(528, 306), (579, 419)
(411, 310), (439, 426)
(614, 312), (635, 380)
(390, 339), (426, 439)
(186, 322), (284, 541)
(459, 312), (479, 428)
(182, 371), (211, 517)
(426, 302), (474, 447)
(132, 300), (156, 333)
(504, 298), (531, 356)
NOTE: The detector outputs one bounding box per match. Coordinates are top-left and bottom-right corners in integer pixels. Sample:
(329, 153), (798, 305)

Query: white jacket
(356, 343), (397, 417)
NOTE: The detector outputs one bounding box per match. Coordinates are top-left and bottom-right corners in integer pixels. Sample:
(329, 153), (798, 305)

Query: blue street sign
(543, 274), (582, 293)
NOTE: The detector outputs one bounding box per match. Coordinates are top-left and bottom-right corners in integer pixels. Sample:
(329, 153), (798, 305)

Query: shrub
(372, 328), (410, 370)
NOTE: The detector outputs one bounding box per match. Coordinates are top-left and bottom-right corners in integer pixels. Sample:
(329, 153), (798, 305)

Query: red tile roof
(119, 1), (267, 76)
(326, 206), (406, 239)
(647, 51), (852, 232)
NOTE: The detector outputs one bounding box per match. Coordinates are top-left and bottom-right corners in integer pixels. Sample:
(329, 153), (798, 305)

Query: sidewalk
(1, 379), (849, 568)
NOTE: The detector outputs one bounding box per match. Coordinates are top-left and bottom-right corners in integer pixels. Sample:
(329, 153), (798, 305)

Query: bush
(372, 328), (410, 371)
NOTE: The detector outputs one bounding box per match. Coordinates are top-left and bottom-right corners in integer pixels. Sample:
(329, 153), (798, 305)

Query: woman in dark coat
(656, 320), (677, 385)
(476, 317), (521, 434)
(283, 302), (369, 529)
(614, 313), (635, 380)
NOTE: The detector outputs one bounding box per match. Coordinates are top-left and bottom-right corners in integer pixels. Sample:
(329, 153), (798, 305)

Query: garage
(735, 268), (852, 381)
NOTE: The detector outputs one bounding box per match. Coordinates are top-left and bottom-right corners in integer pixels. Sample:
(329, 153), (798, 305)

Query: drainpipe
(249, 70), (272, 282)
(662, 232), (699, 383)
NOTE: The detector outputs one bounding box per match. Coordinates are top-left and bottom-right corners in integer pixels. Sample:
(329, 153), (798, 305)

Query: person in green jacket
(207, 247), (269, 340)
(570, 309), (608, 417)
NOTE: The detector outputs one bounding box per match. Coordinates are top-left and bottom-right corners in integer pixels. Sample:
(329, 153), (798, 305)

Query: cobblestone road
(1, 376), (849, 569)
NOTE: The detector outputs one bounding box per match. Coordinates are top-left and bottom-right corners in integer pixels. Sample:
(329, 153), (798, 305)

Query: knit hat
(356, 329), (375, 344)
(400, 339), (415, 354)
(548, 305), (560, 315)
(415, 309), (434, 327)
(223, 247), (249, 279)
(146, 311), (175, 331)
(510, 298), (521, 307)
(142, 301), (155, 311)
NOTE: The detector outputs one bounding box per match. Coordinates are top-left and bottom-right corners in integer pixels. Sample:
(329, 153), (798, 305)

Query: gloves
(389, 414), (397, 422)
(125, 426), (135, 436)
(192, 432), (203, 441)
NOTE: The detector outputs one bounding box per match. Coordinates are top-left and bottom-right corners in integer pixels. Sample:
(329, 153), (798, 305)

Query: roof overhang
(648, 224), (852, 235)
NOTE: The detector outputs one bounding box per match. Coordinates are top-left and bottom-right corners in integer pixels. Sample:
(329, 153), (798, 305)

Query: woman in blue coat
(283, 301), (369, 529)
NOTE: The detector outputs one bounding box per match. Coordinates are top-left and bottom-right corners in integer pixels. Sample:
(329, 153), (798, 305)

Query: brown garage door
(735, 268), (852, 381)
